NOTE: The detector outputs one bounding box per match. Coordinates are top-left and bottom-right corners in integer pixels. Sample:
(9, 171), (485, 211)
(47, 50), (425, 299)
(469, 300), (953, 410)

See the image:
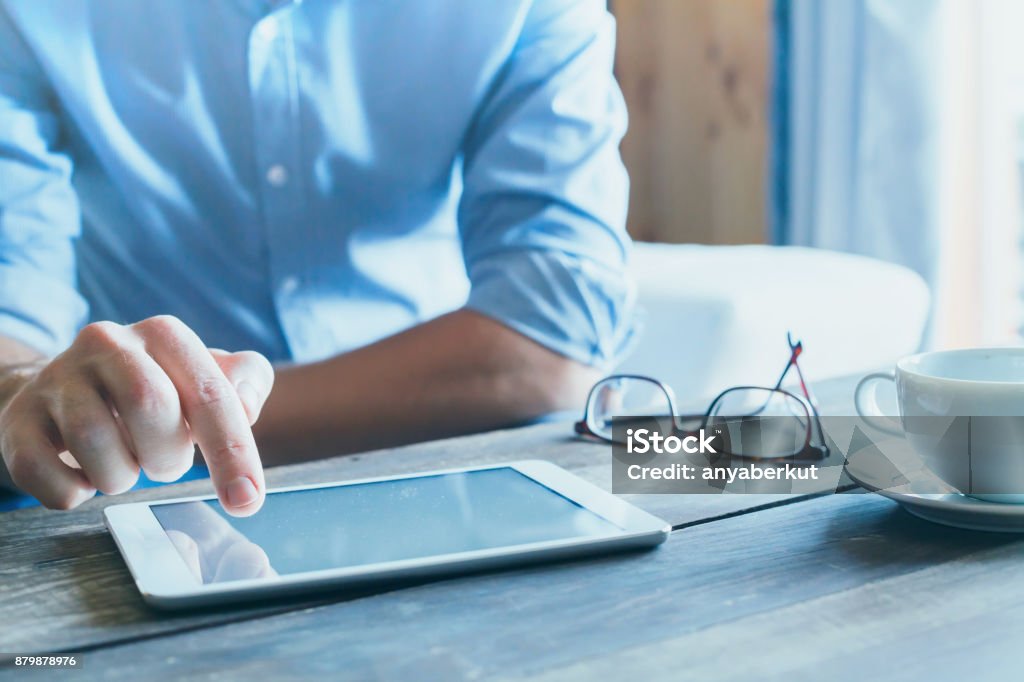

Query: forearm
(253, 309), (599, 465)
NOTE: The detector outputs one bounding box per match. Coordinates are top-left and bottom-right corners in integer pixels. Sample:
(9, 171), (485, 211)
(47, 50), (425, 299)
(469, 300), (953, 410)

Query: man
(0, 0), (633, 515)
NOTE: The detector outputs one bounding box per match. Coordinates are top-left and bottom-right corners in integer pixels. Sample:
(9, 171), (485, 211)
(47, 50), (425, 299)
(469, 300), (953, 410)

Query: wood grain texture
(530, 536), (1024, 682)
(0, 375), (858, 658)
(41, 494), (1022, 682)
(616, 0), (772, 245)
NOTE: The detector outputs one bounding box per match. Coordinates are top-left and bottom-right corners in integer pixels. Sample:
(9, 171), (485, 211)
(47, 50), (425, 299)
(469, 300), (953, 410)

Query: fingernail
(235, 380), (261, 424)
(225, 476), (259, 509)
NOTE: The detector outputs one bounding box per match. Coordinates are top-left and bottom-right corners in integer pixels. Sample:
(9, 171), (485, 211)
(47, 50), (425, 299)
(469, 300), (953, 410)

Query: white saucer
(845, 443), (1024, 533)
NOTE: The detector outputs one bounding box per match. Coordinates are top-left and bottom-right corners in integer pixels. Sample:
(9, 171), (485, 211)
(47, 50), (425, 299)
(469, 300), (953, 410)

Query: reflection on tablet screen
(152, 467), (620, 584)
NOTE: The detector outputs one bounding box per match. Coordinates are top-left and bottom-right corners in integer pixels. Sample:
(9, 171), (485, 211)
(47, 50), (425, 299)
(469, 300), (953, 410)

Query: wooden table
(2, 374), (1023, 680)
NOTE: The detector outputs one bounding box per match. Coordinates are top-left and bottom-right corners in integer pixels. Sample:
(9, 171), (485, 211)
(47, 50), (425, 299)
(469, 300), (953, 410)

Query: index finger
(134, 316), (265, 515)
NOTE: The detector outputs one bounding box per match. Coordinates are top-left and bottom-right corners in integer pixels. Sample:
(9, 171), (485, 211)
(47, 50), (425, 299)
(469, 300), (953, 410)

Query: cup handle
(854, 371), (903, 435)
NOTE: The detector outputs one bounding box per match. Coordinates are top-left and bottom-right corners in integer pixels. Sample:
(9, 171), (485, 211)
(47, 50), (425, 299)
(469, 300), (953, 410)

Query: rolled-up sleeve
(459, 0), (635, 368)
(0, 9), (87, 356)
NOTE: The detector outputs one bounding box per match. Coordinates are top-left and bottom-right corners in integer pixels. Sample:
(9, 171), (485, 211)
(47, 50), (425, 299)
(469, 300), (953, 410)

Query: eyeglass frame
(574, 333), (830, 461)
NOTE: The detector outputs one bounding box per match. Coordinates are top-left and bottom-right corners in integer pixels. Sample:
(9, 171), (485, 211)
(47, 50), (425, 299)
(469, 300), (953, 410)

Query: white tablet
(104, 460), (670, 609)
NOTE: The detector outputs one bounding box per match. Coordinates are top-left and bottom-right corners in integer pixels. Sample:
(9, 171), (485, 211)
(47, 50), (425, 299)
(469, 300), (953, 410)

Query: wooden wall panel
(615, 0), (772, 245)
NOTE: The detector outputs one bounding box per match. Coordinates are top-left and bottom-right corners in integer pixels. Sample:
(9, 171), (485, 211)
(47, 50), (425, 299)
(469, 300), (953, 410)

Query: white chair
(616, 243), (930, 405)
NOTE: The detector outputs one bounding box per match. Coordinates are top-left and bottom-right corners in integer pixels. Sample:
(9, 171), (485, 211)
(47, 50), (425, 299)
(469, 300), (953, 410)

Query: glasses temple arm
(776, 335), (820, 410)
(792, 359), (819, 409)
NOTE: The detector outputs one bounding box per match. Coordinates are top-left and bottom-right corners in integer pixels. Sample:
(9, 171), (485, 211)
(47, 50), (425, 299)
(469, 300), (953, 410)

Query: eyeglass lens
(586, 377), (674, 442)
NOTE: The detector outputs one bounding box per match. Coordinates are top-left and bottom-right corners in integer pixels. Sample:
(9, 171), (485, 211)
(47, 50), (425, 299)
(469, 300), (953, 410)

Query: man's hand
(0, 316), (274, 515)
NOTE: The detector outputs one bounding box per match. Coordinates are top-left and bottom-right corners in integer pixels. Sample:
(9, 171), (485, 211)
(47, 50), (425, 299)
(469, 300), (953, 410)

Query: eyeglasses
(575, 333), (829, 461)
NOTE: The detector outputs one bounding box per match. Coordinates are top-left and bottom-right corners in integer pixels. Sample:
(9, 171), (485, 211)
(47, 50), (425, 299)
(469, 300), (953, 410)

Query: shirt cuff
(0, 264), (86, 356)
(465, 248), (637, 368)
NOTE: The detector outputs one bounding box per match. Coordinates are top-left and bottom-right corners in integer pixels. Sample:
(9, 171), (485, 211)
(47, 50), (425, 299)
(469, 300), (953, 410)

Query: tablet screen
(151, 467), (621, 584)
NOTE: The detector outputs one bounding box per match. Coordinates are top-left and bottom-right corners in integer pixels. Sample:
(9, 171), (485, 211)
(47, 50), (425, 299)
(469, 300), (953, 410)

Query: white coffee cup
(855, 348), (1024, 503)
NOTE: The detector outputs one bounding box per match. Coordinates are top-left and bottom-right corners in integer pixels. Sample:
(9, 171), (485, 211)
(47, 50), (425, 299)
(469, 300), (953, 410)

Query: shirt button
(280, 277), (300, 295)
(266, 164), (289, 187)
(256, 19), (279, 42)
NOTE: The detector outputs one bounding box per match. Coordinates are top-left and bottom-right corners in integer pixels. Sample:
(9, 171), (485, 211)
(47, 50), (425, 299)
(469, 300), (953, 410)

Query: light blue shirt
(0, 0), (634, 366)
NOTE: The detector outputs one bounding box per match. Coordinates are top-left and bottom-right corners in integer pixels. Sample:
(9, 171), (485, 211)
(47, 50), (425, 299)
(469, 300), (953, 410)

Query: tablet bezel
(103, 459), (670, 609)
